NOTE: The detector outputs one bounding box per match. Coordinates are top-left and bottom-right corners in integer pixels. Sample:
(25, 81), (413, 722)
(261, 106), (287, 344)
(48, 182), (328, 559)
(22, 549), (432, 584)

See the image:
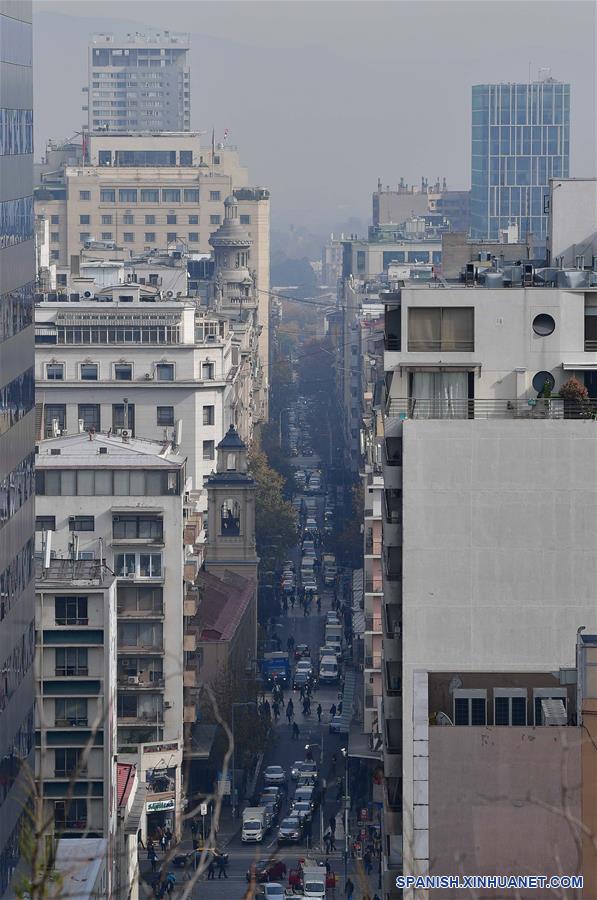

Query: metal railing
(365, 537), (382, 555)
(365, 579), (383, 593)
(385, 397), (590, 420)
(365, 616), (383, 633)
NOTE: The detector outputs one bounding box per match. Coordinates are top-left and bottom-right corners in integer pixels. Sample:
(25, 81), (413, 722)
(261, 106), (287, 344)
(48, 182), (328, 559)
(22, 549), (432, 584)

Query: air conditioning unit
(164, 701), (172, 710)
(83, 290), (93, 298)
(128, 675), (139, 685)
(166, 290), (174, 298)
(126, 572), (136, 579)
(144, 373), (153, 380)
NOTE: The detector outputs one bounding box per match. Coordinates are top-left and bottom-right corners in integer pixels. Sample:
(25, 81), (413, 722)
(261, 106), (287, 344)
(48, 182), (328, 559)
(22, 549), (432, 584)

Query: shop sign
(143, 742), (179, 754)
(147, 799), (175, 813)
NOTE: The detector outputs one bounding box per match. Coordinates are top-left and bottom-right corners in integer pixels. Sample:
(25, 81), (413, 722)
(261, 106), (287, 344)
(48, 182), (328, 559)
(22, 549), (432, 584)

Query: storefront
(146, 797), (176, 841)
(120, 739), (183, 842)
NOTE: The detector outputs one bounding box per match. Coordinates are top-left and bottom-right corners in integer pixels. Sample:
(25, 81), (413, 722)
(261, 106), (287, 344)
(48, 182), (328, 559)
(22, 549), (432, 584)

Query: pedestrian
(165, 872), (176, 895)
(364, 849), (373, 875)
(338, 701), (343, 715)
(164, 827), (172, 849)
(190, 819), (198, 839)
(317, 703), (322, 723)
(300, 684), (306, 701)
(302, 698), (309, 716)
(137, 829), (145, 849)
(292, 721), (299, 740)
(330, 703), (337, 719)
(217, 854), (228, 879)
(286, 698), (294, 722)
(273, 700), (280, 721)
(160, 832), (167, 853)
(345, 876), (355, 900)
(329, 831), (336, 852)
(207, 858), (216, 880)
(324, 831), (332, 854)
(148, 844), (157, 873)
(329, 815), (336, 834)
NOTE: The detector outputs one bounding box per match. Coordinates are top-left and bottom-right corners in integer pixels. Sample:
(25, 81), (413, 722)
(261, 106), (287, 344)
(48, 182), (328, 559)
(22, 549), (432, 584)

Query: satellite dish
(435, 711), (454, 727)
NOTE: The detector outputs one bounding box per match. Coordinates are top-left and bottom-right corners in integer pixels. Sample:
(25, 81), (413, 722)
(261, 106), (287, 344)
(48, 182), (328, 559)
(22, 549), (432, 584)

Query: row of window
(0, 280), (34, 343)
(42, 401), (214, 434)
(88, 188), (219, 203)
(0, 196), (33, 249)
(0, 452), (35, 530)
(78, 231), (204, 244)
(0, 623), (35, 714)
(77, 213), (216, 226)
(53, 798), (88, 831)
(36, 515), (95, 533)
(50, 325), (182, 345)
(45, 361), (175, 381)
(36, 469), (181, 498)
(453, 688), (568, 726)
(115, 552), (162, 579)
(118, 693), (162, 719)
(0, 538), (34, 625)
(99, 149), (193, 167)
(0, 108), (33, 157)
(0, 367), (35, 438)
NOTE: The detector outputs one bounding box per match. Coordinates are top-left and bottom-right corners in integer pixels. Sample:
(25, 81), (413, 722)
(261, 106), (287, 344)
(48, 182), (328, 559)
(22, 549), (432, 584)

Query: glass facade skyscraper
(0, 1), (36, 894)
(471, 80), (570, 242)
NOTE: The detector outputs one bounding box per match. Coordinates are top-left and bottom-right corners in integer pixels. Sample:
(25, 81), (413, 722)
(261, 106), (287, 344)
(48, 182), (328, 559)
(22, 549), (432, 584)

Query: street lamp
(231, 701), (257, 820)
(341, 747), (349, 883)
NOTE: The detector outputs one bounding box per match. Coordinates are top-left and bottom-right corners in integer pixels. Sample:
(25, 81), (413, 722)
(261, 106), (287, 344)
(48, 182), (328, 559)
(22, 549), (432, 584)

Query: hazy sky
(34, 0), (596, 231)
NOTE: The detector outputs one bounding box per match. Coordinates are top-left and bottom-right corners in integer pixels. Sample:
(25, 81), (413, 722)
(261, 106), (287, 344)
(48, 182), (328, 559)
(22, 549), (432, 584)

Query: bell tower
(204, 425), (258, 581)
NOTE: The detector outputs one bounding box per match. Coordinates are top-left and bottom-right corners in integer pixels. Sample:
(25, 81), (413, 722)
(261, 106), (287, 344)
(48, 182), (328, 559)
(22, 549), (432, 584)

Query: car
(301, 760), (318, 777)
(293, 670), (311, 690)
(294, 644), (310, 661)
(262, 884), (285, 899)
(264, 765), (286, 786)
(294, 786), (316, 809)
(326, 611), (340, 624)
(320, 644), (341, 662)
(259, 793), (281, 814)
(290, 759), (307, 780)
(277, 816), (302, 844)
(290, 799), (313, 824)
(296, 659), (313, 674)
(246, 859), (288, 883)
(296, 773), (318, 788)
(261, 784), (284, 803)
(329, 714), (349, 734)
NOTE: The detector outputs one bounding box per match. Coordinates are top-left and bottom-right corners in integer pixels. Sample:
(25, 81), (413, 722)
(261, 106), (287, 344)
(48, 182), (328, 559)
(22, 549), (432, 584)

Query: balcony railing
(365, 615), (383, 633)
(365, 691), (377, 709)
(385, 397), (587, 420)
(365, 655), (382, 670)
(365, 579), (383, 593)
(365, 537), (382, 555)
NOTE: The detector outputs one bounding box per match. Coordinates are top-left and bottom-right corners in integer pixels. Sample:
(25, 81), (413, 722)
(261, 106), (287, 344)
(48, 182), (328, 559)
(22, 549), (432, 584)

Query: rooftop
(35, 558), (114, 587)
(36, 432), (186, 469)
(53, 838), (107, 898)
(194, 569), (254, 642)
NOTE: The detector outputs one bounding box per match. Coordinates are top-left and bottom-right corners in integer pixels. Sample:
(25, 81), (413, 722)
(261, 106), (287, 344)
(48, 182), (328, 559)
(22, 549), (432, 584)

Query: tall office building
(471, 78), (570, 242)
(0, 0), (36, 893)
(85, 32), (191, 134)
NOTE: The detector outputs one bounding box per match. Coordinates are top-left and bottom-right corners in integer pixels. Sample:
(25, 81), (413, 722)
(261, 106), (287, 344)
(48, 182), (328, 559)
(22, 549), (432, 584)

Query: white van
(241, 806), (267, 842)
(319, 655), (339, 684)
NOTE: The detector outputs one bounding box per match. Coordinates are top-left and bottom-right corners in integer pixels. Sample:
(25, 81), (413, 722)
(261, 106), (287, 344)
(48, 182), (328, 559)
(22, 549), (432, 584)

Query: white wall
(548, 178), (597, 266)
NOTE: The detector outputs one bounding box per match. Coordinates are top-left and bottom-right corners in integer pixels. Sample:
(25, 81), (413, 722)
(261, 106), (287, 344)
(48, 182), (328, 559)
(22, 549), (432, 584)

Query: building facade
(471, 78), (570, 243)
(85, 32), (190, 134)
(0, 1), (36, 893)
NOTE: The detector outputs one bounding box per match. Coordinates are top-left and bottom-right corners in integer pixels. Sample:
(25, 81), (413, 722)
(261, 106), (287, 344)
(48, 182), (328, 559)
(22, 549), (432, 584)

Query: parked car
(264, 765), (286, 786)
(246, 859), (288, 883)
(277, 816), (302, 844)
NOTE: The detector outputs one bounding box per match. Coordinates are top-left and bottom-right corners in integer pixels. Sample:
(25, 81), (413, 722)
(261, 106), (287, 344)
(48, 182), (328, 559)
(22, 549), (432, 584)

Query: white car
(296, 660), (313, 675)
(263, 884), (285, 900)
(264, 765), (286, 786)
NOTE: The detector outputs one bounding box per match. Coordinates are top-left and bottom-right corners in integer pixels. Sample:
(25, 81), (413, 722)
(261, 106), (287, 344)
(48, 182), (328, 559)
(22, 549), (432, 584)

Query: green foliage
(249, 446), (296, 572)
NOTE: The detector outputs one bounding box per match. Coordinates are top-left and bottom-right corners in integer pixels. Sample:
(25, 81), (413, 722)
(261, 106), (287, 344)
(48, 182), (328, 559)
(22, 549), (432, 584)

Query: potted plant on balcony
(558, 376), (591, 419)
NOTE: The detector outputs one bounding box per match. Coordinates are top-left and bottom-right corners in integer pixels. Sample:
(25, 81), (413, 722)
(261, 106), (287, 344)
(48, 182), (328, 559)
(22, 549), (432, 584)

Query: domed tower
(209, 195), (256, 312)
(204, 425), (258, 581)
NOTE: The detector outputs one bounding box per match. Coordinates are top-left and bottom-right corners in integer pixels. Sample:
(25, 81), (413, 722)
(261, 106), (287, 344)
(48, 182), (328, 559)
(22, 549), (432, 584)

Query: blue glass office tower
(0, 1), (36, 894)
(471, 80), (570, 242)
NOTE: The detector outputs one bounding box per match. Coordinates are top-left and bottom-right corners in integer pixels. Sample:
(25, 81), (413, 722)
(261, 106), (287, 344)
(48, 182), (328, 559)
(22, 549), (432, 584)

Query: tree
(248, 446), (296, 572)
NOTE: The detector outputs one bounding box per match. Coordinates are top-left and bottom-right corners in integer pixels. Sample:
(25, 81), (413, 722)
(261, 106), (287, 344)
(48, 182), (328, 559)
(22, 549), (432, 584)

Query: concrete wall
(440, 232), (533, 279)
(428, 726), (582, 898)
(548, 178), (597, 267)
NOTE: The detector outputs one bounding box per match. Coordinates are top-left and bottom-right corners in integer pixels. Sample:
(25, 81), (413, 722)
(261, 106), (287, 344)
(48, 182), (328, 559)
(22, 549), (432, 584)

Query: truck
(322, 554), (337, 586)
(288, 859), (333, 898)
(261, 651), (291, 688)
(241, 806), (267, 843)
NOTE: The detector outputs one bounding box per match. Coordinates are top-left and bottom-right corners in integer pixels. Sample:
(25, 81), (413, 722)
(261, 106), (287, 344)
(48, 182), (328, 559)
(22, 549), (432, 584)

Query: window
(532, 371), (555, 394)
(240, 214), (251, 225)
(188, 232), (199, 242)
(184, 189), (199, 203)
(145, 214), (155, 225)
(202, 362), (214, 380)
(36, 515), (56, 531)
(69, 516), (95, 532)
(51, 231), (60, 242)
(51, 250), (60, 260)
(123, 214), (134, 225)
(55, 698), (87, 727)
(119, 189), (137, 202)
(46, 363), (64, 380)
(114, 552), (162, 578)
(113, 514), (163, 540)
(55, 647), (88, 676)
(77, 404), (100, 431)
(453, 689), (487, 726)
(140, 189), (159, 203)
(203, 405), (214, 426)
(44, 404), (66, 434)
(210, 214), (221, 225)
(118, 585), (163, 616)
(123, 232), (134, 243)
(494, 689), (527, 726)
(112, 403), (135, 434)
(203, 440), (215, 460)
(79, 215), (90, 225)
(100, 189), (115, 202)
(209, 191), (221, 201)
(79, 191), (90, 201)
(54, 799), (87, 829)
(55, 595), (88, 625)
(55, 748), (84, 777)
(114, 363), (132, 380)
(101, 215), (113, 225)
(221, 499), (240, 536)
(408, 307), (474, 352)
(145, 232), (156, 243)
(80, 233), (91, 242)
(157, 406), (174, 426)
(166, 214), (177, 225)
(101, 232), (113, 240)
(156, 363), (174, 381)
(180, 151), (193, 166)
(118, 620), (163, 650)
(166, 232), (177, 243)
(51, 215), (60, 225)
(80, 363), (98, 381)
(162, 189), (181, 203)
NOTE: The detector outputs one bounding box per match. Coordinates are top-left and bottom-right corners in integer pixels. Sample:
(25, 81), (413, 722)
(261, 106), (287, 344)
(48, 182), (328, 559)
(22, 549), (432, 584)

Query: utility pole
(341, 747), (349, 883)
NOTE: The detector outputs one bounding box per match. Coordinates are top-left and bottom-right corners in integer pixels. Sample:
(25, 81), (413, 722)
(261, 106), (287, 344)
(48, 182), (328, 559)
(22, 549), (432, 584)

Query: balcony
(183, 668), (197, 688)
(365, 691), (377, 710)
(385, 661), (402, 696)
(386, 397), (571, 420)
(184, 633), (196, 652)
(385, 604), (401, 639)
(384, 490), (401, 526)
(384, 547), (402, 581)
(364, 578), (383, 594)
(117, 642), (163, 655)
(385, 776), (402, 812)
(365, 535), (382, 556)
(117, 605), (164, 619)
(184, 704), (197, 723)
(117, 674), (165, 689)
(385, 718), (402, 754)
(184, 589), (199, 617)
(365, 655), (382, 671)
(118, 710), (164, 725)
(365, 615), (383, 633)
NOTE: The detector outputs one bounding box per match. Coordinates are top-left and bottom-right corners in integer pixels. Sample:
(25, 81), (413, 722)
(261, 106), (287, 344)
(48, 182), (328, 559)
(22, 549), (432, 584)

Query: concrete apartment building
(376, 266), (597, 898)
(85, 32), (191, 134)
(373, 178), (470, 233)
(35, 560), (117, 871)
(0, 2), (36, 893)
(34, 432), (189, 840)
